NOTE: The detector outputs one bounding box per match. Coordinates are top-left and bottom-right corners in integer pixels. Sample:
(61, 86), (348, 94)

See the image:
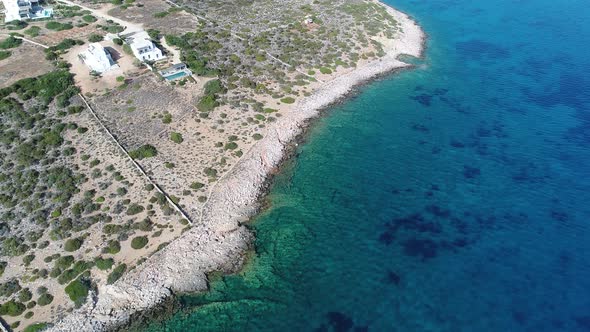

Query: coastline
(48, 3), (425, 331)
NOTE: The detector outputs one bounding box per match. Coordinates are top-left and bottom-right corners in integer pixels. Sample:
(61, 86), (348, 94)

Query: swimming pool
(163, 71), (189, 81)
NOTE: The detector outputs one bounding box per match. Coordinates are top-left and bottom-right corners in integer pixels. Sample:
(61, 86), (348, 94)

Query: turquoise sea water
(142, 0), (590, 331)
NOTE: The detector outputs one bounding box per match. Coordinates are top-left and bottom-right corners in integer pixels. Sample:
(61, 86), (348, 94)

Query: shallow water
(141, 0), (590, 330)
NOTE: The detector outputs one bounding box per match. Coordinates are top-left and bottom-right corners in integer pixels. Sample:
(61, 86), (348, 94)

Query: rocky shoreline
(48, 3), (424, 331)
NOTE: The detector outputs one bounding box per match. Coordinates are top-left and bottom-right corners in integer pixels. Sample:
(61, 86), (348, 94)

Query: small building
(2, 0), (52, 23)
(127, 31), (165, 62)
(159, 63), (192, 81)
(79, 43), (119, 73)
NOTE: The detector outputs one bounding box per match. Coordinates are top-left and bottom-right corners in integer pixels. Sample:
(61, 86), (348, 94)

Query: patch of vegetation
(23, 26), (41, 37)
(82, 14), (97, 23)
(104, 240), (121, 254)
(106, 263), (126, 284)
(0, 300), (25, 316)
(37, 293), (53, 306)
(88, 33), (103, 42)
(126, 203), (145, 215)
(190, 182), (204, 190)
(45, 21), (74, 31)
(0, 36), (22, 49)
(130, 236), (148, 249)
(64, 278), (90, 306)
(94, 257), (114, 270)
(0, 50), (10, 60)
(64, 238), (83, 252)
(23, 323), (49, 332)
(129, 144), (157, 159)
(170, 132), (183, 144)
(280, 97), (296, 104)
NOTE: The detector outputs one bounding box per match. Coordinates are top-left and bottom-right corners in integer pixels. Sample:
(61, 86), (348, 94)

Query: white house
(79, 43), (119, 74)
(2, 0), (52, 22)
(127, 31), (165, 62)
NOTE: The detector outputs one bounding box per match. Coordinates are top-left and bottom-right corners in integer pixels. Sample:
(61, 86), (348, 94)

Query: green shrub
(129, 145), (157, 159)
(153, 11), (169, 18)
(57, 261), (91, 285)
(319, 67), (332, 74)
(189, 182), (204, 190)
(23, 323), (49, 332)
(107, 264), (126, 284)
(204, 79), (225, 95)
(37, 293), (53, 306)
(104, 240), (120, 254)
(224, 142), (238, 150)
(0, 300), (25, 316)
(88, 33), (103, 42)
(23, 26), (41, 37)
(0, 261), (6, 276)
(170, 132), (183, 144)
(197, 94), (219, 112)
(280, 97), (295, 104)
(113, 38), (123, 45)
(82, 15), (97, 22)
(23, 254), (35, 266)
(24, 311), (34, 319)
(0, 36), (22, 50)
(0, 50), (11, 60)
(126, 203), (144, 215)
(46, 21), (73, 31)
(64, 238), (83, 252)
(253, 133), (263, 140)
(130, 236), (148, 249)
(64, 278), (89, 306)
(54, 255), (74, 270)
(18, 289), (32, 302)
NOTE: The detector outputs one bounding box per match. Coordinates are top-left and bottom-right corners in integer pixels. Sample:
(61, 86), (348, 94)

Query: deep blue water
(142, 0), (590, 331)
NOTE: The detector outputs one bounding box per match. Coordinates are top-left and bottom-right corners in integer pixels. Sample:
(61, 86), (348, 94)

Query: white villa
(79, 43), (119, 74)
(1, 0), (52, 23)
(127, 31), (165, 62)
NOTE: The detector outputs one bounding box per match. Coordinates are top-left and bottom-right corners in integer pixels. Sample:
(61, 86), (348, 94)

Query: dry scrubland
(0, 0), (414, 329)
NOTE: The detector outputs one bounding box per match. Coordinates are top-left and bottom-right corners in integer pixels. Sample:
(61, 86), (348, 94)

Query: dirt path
(57, 0), (143, 34)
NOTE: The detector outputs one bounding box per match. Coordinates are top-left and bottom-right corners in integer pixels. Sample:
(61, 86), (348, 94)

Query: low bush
(126, 203), (144, 215)
(0, 50), (10, 60)
(88, 34), (103, 42)
(0, 300), (25, 316)
(0, 36), (22, 49)
(64, 238), (83, 252)
(129, 145), (157, 159)
(37, 293), (53, 306)
(280, 97), (295, 104)
(106, 264), (126, 284)
(130, 236), (148, 249)
(64, 278), (90, 306)
(170, 132), (183, 144)
(104, 240), (120, 254)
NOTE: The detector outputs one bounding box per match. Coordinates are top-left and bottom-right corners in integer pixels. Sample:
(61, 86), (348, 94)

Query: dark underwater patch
(574, 316), (590, 329)
(425, 204), (451, 218)
(402, 238), (438, 260)
(386, 271), (401, 285)
(455, 40), (510, 59)
(326, 312), (354, 332)
(463, 165), (481, 178)
(410, 93), (433, 106)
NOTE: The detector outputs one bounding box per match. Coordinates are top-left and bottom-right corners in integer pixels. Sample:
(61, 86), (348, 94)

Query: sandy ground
(0, 42), (54, 88)
(65, 39), (146, 95)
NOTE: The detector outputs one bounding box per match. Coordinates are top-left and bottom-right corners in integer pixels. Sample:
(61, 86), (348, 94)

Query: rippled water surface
(141, 0), (590, 330)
